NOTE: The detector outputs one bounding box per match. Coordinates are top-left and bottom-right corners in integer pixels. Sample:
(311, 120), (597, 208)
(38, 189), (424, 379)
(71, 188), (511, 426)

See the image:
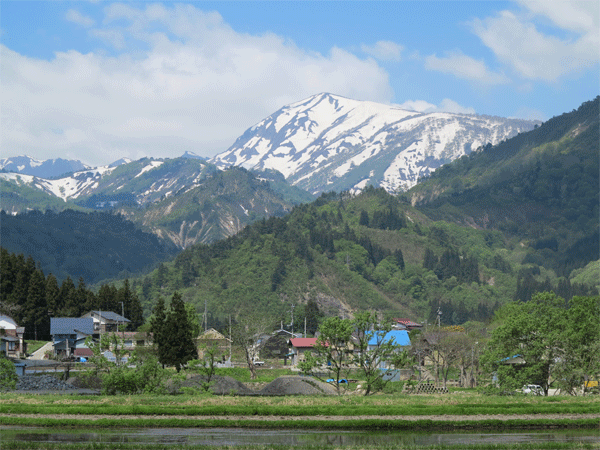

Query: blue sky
(1, 1), (598, 167)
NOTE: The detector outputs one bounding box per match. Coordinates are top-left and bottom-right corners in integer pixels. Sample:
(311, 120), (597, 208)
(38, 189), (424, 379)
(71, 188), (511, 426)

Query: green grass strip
(0, 416), (597, 431)
(2, 402), (598, 416)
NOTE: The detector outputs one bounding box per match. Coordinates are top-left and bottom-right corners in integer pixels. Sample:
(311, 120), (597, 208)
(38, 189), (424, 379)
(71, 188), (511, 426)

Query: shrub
(0, 357), (17, 391)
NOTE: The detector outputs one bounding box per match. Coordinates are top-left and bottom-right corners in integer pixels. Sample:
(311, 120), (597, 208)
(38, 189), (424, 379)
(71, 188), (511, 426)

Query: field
(1, 389), (598, 450)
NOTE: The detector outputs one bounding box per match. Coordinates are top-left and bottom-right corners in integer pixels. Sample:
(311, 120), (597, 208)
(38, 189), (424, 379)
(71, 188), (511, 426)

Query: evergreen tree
(24, 269), (46, 340)
(75, 277), (92, 317)
(96, 284), (119, 313)
(359, 210), (370, 227)
(150, 296), (168, 368)
(304, 298), (323, 335)
(59, 277), (78, 317)
(162, 292), (197, 372)
(45, 274), (60, 317)
(423, 248), (438, 271)
(394, 248), (405, 271)
(0, 249), (16, 305)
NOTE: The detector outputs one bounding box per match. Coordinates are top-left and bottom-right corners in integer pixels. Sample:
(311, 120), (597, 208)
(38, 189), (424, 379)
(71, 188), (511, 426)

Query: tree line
(0, 248), (143, 340)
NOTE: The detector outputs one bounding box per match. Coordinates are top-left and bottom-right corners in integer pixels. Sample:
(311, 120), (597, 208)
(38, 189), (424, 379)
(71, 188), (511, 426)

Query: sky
(1, 1), (598, 168)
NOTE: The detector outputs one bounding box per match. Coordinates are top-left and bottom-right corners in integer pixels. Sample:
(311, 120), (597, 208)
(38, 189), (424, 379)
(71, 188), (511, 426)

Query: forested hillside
(131, 186), (597, 329)
(0, 210), (178, 284)
(410, 97), (599, 278)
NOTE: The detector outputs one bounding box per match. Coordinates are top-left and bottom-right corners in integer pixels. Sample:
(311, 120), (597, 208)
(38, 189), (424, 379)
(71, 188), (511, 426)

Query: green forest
(0, 248), (143, 341)
(0, 209), (178, 284)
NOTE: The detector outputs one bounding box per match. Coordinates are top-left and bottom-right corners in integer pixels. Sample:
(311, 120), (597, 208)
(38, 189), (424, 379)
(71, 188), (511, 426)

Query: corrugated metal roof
(289, 338), (318, 348)
(90, 311), (130, 322)
(368, 330), (411, 347)
(393, 318), (422, 327)
(50, 318), (94, 336)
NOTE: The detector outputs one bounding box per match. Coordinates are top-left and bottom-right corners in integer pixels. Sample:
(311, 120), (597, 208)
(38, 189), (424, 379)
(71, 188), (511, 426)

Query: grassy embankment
(1, 391), (598, 430)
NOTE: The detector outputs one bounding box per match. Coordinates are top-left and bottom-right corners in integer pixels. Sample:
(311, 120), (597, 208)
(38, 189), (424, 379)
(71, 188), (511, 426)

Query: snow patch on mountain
(212, 93), (539, 194)
(135, 160), (164, 178)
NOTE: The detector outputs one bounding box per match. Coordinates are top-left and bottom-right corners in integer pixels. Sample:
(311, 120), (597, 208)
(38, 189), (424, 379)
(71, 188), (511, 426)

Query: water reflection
(4, 427), (600, 447)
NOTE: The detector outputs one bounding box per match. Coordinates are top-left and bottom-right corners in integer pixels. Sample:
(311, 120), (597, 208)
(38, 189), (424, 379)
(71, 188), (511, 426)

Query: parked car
(522, 384), (543, 395)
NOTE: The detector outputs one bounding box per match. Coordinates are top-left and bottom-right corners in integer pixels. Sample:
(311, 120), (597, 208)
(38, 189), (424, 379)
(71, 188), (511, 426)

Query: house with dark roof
(50, 318), (94, 358)
(81, 311), (130, 335)
(0, 314), (26, 358)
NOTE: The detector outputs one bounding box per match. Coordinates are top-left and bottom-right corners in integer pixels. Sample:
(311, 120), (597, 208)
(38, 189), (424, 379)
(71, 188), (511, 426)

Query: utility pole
(204, 298), (208, 332)
(290, 304), (295, 336)
(120, 302), (125, 339)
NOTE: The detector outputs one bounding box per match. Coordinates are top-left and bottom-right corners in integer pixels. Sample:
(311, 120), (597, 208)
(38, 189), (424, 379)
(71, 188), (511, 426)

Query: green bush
(0, 357), (17, 391)
(102, 356), (168, 395)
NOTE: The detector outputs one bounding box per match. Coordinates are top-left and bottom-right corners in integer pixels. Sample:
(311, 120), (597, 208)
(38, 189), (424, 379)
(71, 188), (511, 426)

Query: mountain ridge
(212, 93), (539, 194)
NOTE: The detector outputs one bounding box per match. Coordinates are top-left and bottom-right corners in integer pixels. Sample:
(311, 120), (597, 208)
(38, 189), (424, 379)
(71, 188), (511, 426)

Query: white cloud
(1, 4), (393, 166)
(471, 4), (599, 81)
(361, 40), (403, 61)
(425, 50), (510, 85)
(397, 99), (475, 115)
(65, 9), (95, 28)
(517, 0), (598, 35)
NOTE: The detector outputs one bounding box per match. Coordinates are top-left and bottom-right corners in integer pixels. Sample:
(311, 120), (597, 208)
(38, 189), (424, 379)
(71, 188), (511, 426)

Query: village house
(81, 311), (130, 335)
(392, 318), (423, 331)
(103, 331), (152, 350)
(0, 314), (26, 358)
(367, 329), (412, 370)
(196, 328), (231, 362)
(50, 317), (94, 359)
(288, 337), (318, 366)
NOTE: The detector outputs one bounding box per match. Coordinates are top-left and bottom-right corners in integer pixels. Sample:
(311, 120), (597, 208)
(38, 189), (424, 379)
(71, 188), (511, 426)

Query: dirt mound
(181, 375), (336, 396)
(258, 376), (337, 396)
(210, 376), (254, 395)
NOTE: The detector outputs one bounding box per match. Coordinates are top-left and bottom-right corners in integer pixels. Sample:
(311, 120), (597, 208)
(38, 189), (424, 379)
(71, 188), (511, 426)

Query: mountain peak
(181, 151), (205, 160)
(212, 95), (540, 194)
(109, 157), (132, 168)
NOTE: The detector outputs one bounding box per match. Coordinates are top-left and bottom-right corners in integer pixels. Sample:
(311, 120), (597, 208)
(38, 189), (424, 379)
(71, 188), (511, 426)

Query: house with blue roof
(50, 318), (95, 358)
(367, 329), (411, 370)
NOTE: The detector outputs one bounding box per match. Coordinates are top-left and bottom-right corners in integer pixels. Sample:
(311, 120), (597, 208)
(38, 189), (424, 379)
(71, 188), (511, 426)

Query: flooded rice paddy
(2, 426), (599, 447)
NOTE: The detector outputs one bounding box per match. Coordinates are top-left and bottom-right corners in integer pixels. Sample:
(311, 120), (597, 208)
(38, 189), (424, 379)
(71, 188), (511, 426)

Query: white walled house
(0, 315), (26, 358)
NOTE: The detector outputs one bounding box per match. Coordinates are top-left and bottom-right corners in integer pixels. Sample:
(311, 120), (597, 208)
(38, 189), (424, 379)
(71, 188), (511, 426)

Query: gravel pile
(16, 375), (78, 391)
(181, 375), (337, 396)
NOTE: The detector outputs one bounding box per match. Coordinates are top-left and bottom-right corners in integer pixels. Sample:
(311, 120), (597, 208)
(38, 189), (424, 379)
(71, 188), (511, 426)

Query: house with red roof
(288, 337), (318, 366)
(392, 318), (423, 331)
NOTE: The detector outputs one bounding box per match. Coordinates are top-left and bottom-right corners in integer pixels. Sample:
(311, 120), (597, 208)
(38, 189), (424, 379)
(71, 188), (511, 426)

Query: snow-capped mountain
(212, 93), (540, 194)
(0, 155), (90, 179)
(0, 157), (214, 204)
